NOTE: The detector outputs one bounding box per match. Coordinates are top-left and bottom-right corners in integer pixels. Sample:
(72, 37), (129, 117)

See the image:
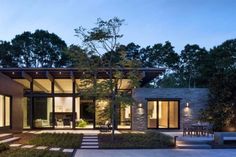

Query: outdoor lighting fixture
(59, 71), (62, 75)
(35, 72), (38, 75)
(186, 102), (190, 108)
(12, 72), (15, 75)
(138, 103), (143, 108)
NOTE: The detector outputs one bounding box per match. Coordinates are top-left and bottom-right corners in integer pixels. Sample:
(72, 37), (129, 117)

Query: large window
(33, 97), (53, 128)
(0, 95), (11, 127)
(147, 100), (179, 129)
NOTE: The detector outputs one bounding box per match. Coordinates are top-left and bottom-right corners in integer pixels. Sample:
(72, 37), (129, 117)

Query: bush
(76, 119), (88, 128)
(0, 143), (10, 153)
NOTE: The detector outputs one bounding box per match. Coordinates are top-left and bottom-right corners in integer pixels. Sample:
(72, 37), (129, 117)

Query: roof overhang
(0, 68), (165, 86)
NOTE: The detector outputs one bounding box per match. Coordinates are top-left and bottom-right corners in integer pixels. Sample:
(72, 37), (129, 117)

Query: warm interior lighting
(158, 101), (162, 119)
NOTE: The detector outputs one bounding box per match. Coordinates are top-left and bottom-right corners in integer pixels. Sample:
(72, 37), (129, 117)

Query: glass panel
(0, 95), (4, 127)
(33, 97), (53, 128)
(158, 101), (168, 128)
(169, 101), (179, 128)
(5, 96), (10, 126)
(22, 97), (31, 129)
(75, 99), (94, 129)
(147, 101), (157, 128)
(33, 79), (51, 93)
(118, 104), (131, 129)
(55, 79), (72, 93)
(55, 97), (73, 128)
(95, 99), (110, 128)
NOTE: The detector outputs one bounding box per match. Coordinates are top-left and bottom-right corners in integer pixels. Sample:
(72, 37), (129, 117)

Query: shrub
(0, 143), (10, 153)
(76, 119), (88, 128)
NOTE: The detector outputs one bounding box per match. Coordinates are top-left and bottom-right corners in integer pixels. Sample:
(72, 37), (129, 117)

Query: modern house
(0, 68), (208, 131)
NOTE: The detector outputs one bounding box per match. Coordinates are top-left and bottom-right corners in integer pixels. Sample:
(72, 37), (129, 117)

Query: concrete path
(74, 149), (236, 157)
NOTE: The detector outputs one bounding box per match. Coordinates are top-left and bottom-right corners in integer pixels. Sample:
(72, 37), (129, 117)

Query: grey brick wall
(131, 88), (209, 131)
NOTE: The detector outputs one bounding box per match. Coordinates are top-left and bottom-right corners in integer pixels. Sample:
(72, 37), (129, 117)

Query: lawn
(28, 133), (83, 148)
(98, 131), (175, 148)
(0, 148), (72, 157)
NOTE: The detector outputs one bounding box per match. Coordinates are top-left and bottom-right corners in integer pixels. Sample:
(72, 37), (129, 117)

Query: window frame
(0, 94), (12, 128)
(146, 99), (180, 129)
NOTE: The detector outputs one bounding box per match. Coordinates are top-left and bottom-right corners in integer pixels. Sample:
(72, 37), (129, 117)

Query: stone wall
(131, 88), (209, 131)
(0, 73), (24, 131)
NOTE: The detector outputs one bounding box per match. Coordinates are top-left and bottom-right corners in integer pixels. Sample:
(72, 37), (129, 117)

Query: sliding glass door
(147, 100), (179, 129)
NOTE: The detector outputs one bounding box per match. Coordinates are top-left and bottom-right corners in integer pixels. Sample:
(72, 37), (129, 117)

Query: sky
(1, 0), (236, 52)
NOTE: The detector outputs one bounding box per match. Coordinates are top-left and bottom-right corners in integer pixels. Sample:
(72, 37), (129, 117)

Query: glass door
(147, 100), (179, 129)
(54, 97), (73, 129)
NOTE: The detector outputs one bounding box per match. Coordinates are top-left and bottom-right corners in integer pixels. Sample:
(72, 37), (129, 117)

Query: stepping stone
(63, 149), (74, 153)
(9, 144), (22, 147)
(0, 137), (20, 144)
(82, 139), (98, 142)
(83, 136), (98, 139)
(49, 147), (61, 151)
(81, 142), (98, 145)
(22, 145), (35, 148)
(36, 146), (48, 150)
(0, 133), (13, 140)
(81, 145), (99, 149)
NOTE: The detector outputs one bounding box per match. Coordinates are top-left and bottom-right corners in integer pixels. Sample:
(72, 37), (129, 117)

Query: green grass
(0, 143), (10, 153)
(0, 148), (72, 157)
(99, 131), (175, 148)
(28, 133), (83, 148)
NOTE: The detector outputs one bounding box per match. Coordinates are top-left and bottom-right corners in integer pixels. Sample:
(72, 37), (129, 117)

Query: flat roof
(0, 68), (165, 86)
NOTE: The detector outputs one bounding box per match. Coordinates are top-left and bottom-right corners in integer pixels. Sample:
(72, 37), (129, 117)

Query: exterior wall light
(186, 102), (190, 108)
(138, 103), (143, 108)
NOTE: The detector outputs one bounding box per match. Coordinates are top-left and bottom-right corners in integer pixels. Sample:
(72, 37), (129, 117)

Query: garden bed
(98, 131), (175, 148)
(14, 133), (83, 148)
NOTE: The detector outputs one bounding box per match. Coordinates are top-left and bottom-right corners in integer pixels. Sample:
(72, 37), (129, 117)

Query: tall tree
(0, 41), (18, 67)
(75, 17), (141, 140)
(180, 44), (209, 88)
(11, 30), (67, 68)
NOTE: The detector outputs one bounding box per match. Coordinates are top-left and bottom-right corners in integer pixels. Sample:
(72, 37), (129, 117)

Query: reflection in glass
(33, 97), (53, 128)
(147, 101), (157, 128)
(118, 104), (131, 129)
(23, 97), (30, 129)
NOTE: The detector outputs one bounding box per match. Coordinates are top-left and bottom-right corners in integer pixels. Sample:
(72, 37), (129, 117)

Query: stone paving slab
(21, 145), (35, 148)
(81, 142), (98, 145)
(82, 139), (98, 142)
(74, 149), (236, 157)
(63, 149), (74, 153)
(9, 144), (22, 147)
(81, 145), (99, 149)
(36, 146), (48, 150)
(49, 147), (61, 151)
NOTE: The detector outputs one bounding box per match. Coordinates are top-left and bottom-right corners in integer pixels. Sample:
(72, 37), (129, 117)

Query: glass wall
(117, 104), (131, 129)
(54, 97), (73, 128)
(0, 95), (11, 128)
(22, 97), (31, 129)
(76, 98), (94, 129)
(33, 97), (53, 128)
(147, 101), (157, 128)
(95, 99), (110, 128)
(147, 100), (179, 129)
(0, 95), (4, 127)
(5, 96), (10, 126)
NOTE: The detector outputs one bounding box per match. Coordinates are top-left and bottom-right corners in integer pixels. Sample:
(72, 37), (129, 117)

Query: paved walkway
(74, 149), (236, 157)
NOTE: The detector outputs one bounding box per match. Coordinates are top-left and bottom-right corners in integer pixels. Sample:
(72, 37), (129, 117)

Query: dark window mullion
(167, 101), (170, 128)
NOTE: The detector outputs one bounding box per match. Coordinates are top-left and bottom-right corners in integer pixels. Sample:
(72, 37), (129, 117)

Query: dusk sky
(1, 0), (236, 52)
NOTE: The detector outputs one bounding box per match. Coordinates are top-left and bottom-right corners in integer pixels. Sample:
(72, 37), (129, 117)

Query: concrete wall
(0, 73), (24, 131)
(132, 88), (209, 131)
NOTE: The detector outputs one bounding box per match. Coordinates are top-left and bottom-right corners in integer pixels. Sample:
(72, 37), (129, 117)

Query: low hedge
(0, 143), (10, 153)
